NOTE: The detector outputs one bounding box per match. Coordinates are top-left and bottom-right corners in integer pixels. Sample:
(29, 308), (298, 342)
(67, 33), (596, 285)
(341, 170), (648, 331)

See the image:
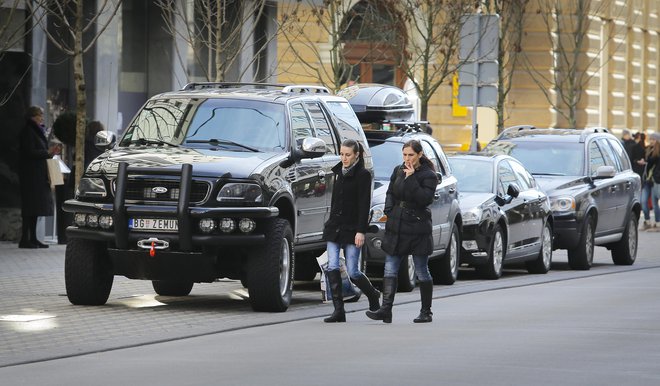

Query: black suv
(63, 82), (372, 312)
(485, 127), (641, 269)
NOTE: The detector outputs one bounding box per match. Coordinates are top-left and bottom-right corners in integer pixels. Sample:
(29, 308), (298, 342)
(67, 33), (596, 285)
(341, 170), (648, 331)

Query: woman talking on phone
(322, 139), (381, 323)
(366, 139), (438, 323)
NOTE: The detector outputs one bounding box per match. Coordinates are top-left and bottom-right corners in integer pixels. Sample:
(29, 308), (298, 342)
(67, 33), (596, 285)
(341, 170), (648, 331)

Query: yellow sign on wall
(452, 73), (468, 117)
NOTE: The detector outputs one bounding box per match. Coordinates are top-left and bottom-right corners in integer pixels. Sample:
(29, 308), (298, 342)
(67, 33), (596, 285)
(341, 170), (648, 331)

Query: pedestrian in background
(640, 132), (660, 230)
(366, 139), (438, 323)
(18, 106), (60, 248)
(625, 130), (645, 180)
(322, 139), (381, 323)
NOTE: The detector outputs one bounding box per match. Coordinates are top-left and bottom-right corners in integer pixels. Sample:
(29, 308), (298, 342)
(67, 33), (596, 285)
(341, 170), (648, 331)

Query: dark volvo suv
(63, 83), (372, 312)
(485, 127), (641, 270)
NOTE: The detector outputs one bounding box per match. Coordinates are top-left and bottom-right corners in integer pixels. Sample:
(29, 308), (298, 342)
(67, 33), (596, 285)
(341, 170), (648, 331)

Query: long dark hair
(403, 139), (435, 171)
(341, 138), (364, 163)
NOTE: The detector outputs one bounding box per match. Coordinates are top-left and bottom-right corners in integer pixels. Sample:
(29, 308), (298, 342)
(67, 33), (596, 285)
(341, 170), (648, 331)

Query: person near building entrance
(366, 139), (438, 323)
(18, 106), (59, 248)
(322, 139), (381, 323)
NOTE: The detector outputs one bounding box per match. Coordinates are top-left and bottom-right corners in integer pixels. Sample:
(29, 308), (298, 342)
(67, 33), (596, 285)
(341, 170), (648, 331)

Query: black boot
(324, 270), (345, 323)
(413, 280), (433, 323)
(352, 273), (380, 311)
(366, 276), (397, 323)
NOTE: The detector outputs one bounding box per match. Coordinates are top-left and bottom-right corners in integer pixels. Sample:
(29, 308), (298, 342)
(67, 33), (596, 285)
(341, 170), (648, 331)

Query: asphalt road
(1, 230), (659, 385)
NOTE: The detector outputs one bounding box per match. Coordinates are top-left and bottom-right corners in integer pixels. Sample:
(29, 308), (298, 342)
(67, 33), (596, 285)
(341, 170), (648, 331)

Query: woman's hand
(404, 162), (415, 178)
(355, 232), (365, 248)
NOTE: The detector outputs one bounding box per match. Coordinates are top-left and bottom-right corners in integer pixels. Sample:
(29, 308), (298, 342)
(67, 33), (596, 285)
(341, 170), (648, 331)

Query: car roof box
(337, 84), (415, 122)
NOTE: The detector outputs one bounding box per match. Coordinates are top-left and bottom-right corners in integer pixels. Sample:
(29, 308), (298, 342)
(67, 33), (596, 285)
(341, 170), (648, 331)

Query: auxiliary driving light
(74, 213), (87, 227)
(86, 214), (99, 228)
(238, 218), (256, 233)
(199, 218), (216, 233)
(98, 215), (114, 229)
(218, 218), (236, 233)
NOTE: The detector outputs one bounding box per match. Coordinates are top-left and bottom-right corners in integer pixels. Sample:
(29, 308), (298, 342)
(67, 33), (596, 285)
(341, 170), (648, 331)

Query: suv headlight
(370, 204), (387, 223)
(550, 196), (576, 213)
(217, 183), (263, 202)
(75, 177), (107, 198)
(463, 207), (483, 226)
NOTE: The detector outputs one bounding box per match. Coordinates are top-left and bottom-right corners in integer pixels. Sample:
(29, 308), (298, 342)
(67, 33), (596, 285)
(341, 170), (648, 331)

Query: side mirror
(300, 137), (326, 158)
(593, 165), (616, 179)
(507, 184), (520, 198)
(495, 194), (514, 206)
(436, 172), (443, 184)
(94, 131), (116, 150)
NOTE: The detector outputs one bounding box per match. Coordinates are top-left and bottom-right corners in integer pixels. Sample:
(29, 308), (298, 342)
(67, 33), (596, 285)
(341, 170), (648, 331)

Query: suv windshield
(491, 140), (584, 176)
(120, 98), (287, 152)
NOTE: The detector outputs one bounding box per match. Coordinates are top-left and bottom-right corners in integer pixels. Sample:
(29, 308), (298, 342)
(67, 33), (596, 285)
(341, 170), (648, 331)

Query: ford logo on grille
(152, 186), (168, 194)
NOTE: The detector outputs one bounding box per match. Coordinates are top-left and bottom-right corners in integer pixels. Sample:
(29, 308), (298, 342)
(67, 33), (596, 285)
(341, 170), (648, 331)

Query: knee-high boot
(323, 270), (345, 323)
(365, 276), (397, 323)
(352, 273), (380, 311)
(413, 280), (433, 323)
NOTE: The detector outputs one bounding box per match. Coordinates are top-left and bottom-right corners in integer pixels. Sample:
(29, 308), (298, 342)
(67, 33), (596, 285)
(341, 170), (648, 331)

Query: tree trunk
(73, 1), (86, 187)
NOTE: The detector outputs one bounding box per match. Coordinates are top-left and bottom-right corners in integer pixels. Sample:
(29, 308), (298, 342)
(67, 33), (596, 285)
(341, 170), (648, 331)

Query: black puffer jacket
(381, 161), (438, 256)
(322, 158), (372, 244)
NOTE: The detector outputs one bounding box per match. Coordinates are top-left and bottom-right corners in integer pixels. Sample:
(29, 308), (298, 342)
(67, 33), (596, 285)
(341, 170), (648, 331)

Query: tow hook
(137, 238), (170, 257)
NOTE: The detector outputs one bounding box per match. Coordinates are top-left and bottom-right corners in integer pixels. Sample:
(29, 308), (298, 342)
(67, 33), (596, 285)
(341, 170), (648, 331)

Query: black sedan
(448, 154), (553, 279)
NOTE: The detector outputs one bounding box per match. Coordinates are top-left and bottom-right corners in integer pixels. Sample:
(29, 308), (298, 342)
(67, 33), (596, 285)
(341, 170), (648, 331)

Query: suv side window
(420, 139), (442, 174)
(509, 159), (535, 189)
(605, 138), (631, 171)
(290, 103), (314, 147)
(498, 160), (518, 195)
(305, 102), (337, 155)
(588, 141), (607, 176)
(596, 138), (620, 171)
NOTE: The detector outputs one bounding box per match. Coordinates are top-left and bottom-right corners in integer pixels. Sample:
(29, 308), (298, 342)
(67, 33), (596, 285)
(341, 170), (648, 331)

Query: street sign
(457, 14), (500, 151)
(458, 61), (499, 86)
(459, 15), (499, 61)
(458, 85), (498, 107)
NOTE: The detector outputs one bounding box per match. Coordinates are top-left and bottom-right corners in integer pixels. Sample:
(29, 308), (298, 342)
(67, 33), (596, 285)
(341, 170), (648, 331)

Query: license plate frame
(129, 218), (179, 232)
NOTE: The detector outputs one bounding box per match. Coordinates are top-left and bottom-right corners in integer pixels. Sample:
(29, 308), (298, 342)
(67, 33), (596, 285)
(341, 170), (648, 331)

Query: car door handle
(625, 181), (632, 190)
(609, 186), (618, 193)
(448, 187), (456, 194)
(434, 193), (441, 200)
(318, 170), (325, 181)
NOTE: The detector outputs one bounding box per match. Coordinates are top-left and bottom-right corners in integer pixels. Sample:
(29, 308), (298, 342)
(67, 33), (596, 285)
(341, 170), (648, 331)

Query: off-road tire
(526, 221), (553, 274)
(247, 218), (294, 312)
(430, 224), (460, 285)
(476, 225), (504, 280)
(65, 238), (113, 305)
(568, 215), (595, 270)
(611, 212), (638, 265)
(152, 280), (194, 296)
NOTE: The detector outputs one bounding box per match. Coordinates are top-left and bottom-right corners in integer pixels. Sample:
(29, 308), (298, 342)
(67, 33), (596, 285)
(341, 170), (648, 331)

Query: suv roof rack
(180, 82), (331, 95)
(281, 85), (330, 94)
(579, 127), (610, 142)
(181, 82), (289, 91)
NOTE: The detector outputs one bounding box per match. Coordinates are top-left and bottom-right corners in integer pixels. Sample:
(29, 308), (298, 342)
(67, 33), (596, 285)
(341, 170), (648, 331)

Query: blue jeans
(326, 241), (363, 280)
(641, 181), (655, 221)
(653, 183), (660, 222)
(383, 254), (432, 282)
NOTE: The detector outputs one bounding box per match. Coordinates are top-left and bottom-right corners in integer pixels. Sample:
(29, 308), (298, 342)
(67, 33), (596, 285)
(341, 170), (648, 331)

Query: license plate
(129, 218), (179, 232)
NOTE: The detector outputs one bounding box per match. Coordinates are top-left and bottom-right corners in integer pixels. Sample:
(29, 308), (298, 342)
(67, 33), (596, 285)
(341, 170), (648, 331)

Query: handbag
(316, 252), (361, 303)
(46, 158), (64, 189)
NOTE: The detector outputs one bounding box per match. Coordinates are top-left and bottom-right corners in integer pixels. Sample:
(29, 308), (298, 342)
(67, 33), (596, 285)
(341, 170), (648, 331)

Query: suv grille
(117, 179), (211, 204)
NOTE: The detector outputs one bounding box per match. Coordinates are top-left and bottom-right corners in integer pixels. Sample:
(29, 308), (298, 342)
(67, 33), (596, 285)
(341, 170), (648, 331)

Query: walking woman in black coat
(18, 106), (58, 248)
(322, 139), (381, 322)
(366, 139), (439, 323)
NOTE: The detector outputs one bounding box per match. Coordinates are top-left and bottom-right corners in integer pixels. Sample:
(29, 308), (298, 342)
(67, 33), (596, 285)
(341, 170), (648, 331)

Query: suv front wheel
(568, 215), (595, 270)
(65, 238), (114, 305)
(247, 218), (294, 312)
(611, 211), (638, 265)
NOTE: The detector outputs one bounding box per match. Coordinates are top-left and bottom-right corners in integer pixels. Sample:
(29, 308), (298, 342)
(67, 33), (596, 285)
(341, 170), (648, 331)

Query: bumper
(551, 215), (580, 250)
(459, 223), (491, 265)
(108, 248), (218, 282)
